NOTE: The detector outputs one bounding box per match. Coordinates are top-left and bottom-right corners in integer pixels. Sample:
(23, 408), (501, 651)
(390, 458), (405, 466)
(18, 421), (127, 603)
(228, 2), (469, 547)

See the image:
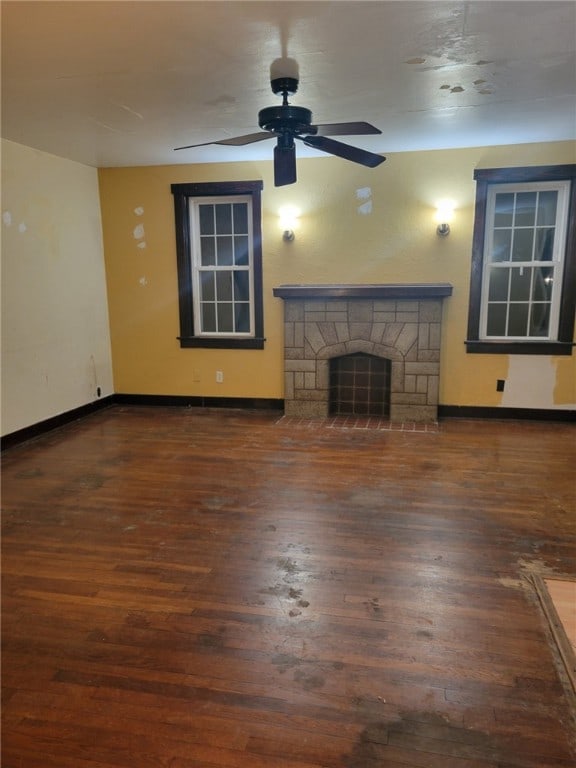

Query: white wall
(1, 140), (113, 436)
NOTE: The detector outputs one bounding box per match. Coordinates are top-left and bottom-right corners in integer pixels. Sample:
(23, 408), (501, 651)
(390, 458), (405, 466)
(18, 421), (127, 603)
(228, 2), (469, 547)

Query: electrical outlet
(496, 379), (505, 392)
(216, 370), (224, 383)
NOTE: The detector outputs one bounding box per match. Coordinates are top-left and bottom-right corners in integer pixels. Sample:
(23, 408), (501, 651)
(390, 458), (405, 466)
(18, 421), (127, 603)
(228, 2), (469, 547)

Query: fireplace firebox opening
(329, 353), (391, 417)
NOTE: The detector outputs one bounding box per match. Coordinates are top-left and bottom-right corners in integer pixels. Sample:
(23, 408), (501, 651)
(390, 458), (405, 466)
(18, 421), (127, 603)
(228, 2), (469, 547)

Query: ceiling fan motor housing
(258, 105), (315, 136)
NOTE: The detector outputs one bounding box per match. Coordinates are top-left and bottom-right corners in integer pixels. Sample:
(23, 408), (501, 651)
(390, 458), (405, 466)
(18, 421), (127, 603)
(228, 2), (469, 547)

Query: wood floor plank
(2, 407), (575, 767)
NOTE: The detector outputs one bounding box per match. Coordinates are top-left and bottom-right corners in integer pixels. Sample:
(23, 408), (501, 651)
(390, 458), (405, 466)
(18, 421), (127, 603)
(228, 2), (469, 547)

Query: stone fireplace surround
(273, 284), (453, 423)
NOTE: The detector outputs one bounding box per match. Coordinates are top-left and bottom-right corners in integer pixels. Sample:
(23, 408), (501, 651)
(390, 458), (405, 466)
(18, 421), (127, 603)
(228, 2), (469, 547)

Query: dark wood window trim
(466, 164), (576, 356)
(171, 180), (265, 349)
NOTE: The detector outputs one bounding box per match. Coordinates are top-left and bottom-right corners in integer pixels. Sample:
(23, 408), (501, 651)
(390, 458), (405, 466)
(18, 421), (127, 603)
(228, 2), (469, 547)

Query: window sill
(178, 336), (266, 350)
(465, 340), (574, 355)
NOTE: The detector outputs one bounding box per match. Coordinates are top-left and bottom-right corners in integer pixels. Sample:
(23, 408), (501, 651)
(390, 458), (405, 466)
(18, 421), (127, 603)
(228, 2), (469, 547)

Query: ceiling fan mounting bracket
(258, 105), (315, 136)
(270, 77), (299, 97)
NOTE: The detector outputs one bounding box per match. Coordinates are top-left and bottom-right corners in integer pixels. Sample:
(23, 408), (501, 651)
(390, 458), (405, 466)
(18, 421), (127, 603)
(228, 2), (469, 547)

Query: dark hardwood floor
(2, 406), (575, 768)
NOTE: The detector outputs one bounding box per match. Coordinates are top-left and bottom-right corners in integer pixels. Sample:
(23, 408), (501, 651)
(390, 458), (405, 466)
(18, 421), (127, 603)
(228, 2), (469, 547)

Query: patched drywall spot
(139, 276), (148, 287)
(137, 241), (147, 250)
(501, 356), (556, 409)
(134, 206), (144, 216)
(133, 224), (145, 240)
(3, 211), (12, 226)
(356, 187), (372, 215)
(18, 222), (27, 233)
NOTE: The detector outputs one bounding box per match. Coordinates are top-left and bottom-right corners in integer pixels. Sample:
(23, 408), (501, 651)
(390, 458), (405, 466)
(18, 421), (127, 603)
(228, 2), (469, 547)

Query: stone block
(349, 301), (373, 322)
(285, 347), (304, 359)
(419, 300), (442, 323)
(405, 361), (439, 375)
(417, 349), (440, 362)
(395, 324), (418, 355)
(305, 322), (327, 354)
(335, 323), (351, 343)
(284, 372), (294, 400)
(286, 302), (304, 322)
(427, 375), (439, 405)
(319, 322), (339, 346)
(285, 400), (327, 417)
(391, 392), (427, 405)
(430, 322), (441, 349)
(304, 371), (317, 389)
(286, 359), (317, 372)
(418, 323), (429, 350)
(317, 342), (347, 359)
(350, 322), (372, 340)
(391, 404), (437, 423)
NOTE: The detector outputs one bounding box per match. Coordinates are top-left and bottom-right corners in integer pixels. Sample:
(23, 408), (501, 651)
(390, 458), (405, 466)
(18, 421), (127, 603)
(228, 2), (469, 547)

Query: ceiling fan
(174, 68), (386, 187)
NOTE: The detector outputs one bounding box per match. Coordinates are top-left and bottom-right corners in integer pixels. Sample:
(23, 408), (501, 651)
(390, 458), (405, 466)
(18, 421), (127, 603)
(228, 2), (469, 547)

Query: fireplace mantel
(273, 283), (453, 300)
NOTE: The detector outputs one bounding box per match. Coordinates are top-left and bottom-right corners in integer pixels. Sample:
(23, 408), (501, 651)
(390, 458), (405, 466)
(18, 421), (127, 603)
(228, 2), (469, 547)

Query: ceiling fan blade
(302, 135), (385, 168)
(311, 121), (382, 137)
(174, 132), (272, 151)
(274, 142), (297, 186)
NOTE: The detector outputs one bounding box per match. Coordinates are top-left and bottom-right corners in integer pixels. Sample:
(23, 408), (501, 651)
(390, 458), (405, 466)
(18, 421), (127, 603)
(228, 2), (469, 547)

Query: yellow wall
(98, 141), (576, 409)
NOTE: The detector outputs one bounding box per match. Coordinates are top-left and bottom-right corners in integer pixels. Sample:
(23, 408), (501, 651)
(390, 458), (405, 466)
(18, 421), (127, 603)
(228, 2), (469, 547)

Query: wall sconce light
(435, 200), (455, 237)
(278, 205), (300, 242)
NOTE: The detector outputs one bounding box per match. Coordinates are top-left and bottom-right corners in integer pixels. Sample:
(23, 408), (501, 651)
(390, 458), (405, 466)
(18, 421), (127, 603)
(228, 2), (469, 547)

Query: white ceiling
(2, 1), (575, 168)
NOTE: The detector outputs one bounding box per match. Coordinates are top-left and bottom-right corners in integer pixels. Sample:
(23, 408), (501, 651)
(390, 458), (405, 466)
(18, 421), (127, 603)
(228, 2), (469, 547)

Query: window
(171, 181), (265, 349)
(466, 165), (575, 355)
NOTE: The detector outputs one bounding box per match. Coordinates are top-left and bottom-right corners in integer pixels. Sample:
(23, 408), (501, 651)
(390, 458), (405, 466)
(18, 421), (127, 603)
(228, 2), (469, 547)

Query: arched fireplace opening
(329, 353), (391, 417)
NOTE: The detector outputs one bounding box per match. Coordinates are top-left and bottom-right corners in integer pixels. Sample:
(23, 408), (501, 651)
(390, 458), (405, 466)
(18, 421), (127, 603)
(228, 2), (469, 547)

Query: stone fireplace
(273, 284), (453, 423)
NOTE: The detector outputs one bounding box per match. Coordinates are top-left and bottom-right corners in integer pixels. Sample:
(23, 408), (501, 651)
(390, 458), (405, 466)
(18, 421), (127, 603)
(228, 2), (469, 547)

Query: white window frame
(189, 195), (255, 339)
(479, 180), (570, 342)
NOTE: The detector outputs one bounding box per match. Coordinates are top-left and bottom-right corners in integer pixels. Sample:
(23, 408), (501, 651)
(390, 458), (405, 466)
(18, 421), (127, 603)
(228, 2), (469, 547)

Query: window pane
(235, 302), (250, 332)
(200, 237), (215, 266)
(199, 205), (214, 235)
(494, 193), (514, 227)
(512, 228), (534, 261)
(201, 303), (216, 332)
(508, 303), (529, 336)
(215, 204), (232, 234)
(488, 267), (509, 301)
(492, 229), (512, 262)
(514, 192), (537, 227)
(537, 191), (558, 226)
(535, 228), (555, 261)
(486, 303), (507, 336)
(216, 271), (232, 301)
(234, 271), (250, 301)
(234, 235), (249, 266)
(200, 271), (215, 302)
(233, 203), (248, 233)
(529, 303), (551, 336)
(216, 236), (233, 266)
(217, 303), (233, 332)
(510, 267), (531, 301)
